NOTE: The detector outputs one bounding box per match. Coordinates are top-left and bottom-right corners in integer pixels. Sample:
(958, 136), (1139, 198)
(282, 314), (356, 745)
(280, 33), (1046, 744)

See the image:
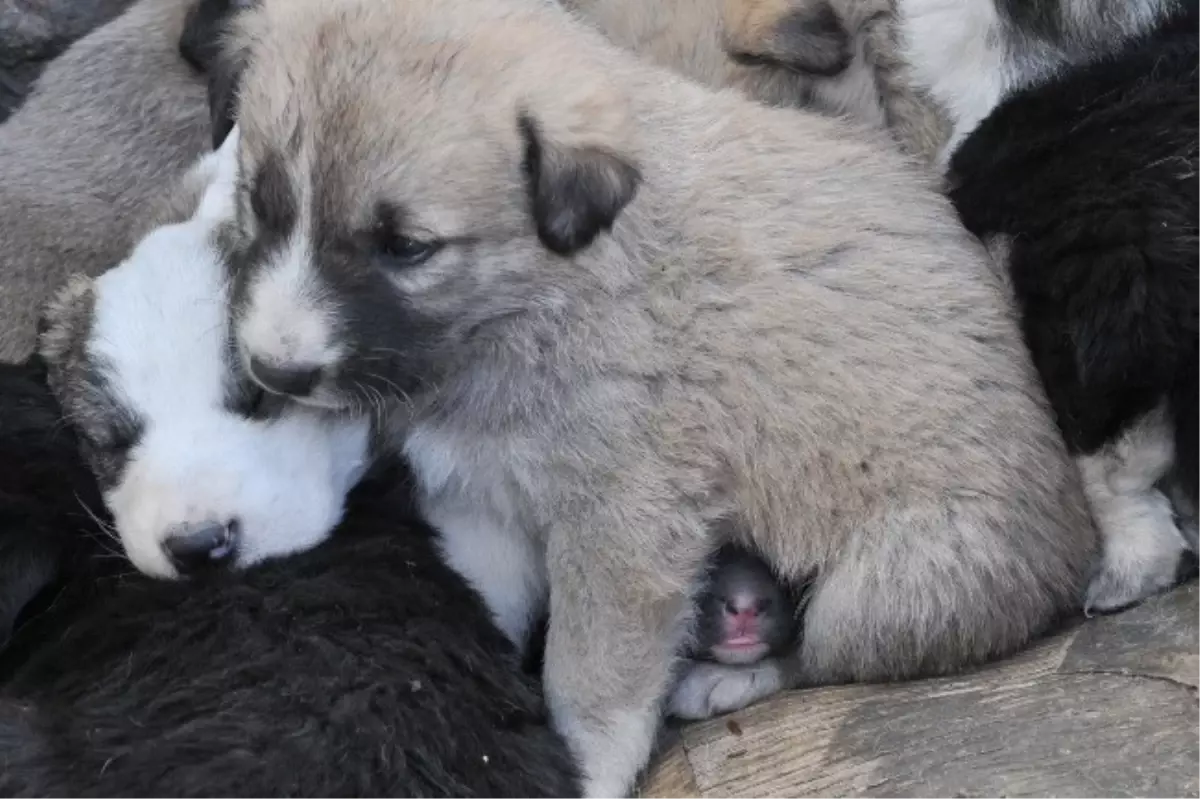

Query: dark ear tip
(521, 113), (640, 256)
(728, 0), (852, 77)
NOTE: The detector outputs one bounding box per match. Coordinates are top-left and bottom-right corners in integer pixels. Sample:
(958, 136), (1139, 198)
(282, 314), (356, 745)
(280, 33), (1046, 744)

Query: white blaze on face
(236, 176), (345, 379)
(85, 132), (370, 579)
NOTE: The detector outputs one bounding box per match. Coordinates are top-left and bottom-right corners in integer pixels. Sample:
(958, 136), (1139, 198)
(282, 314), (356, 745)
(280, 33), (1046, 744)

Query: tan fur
(0, 0), (209, 363)
(562, 0), (948, 161)
(227, 0), (1094, 794)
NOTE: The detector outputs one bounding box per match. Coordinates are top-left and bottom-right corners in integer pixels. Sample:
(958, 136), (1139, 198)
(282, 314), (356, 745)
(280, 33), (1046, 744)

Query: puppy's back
(0, 0), (209, 363)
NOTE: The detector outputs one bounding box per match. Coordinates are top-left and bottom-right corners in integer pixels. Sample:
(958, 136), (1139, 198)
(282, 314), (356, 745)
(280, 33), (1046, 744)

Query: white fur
(237, 221), (346, 401)
(1078, 408), (1190, 613)
(668, 659), (785, 720)
(89, 129), (370, 578)
(405, 423), (548, 650)
(896, 0), (1020, 164)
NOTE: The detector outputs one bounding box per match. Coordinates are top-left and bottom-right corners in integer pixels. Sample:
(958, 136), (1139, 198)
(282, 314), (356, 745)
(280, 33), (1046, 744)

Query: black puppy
(947, 6), (1199, 614)
(0, 359), (579, 797)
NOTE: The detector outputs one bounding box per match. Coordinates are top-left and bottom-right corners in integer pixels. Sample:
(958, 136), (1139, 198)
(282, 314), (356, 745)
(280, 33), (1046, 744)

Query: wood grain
(641, 582), (1198, 798)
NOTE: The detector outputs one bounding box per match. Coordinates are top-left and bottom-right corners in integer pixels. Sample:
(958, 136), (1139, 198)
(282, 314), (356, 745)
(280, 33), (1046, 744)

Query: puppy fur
(562, 0), (947, 162)
(0, 361), (580, 798)
(0, 0), (136, 121)
(216, 0), (1096, 793)
(0, 0), (209, 363)
(946, 5), (1199, 612)
(0, 358), (105, 649)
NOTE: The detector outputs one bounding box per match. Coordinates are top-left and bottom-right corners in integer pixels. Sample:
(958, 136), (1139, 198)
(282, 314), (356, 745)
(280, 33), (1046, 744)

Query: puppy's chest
(403, 423), (544, 526)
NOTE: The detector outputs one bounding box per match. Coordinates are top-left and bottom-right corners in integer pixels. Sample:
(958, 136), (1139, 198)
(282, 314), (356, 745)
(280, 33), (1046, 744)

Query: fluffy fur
(210, 0), (1096, 793)
(0, 0), (136, 121)
(946, 5), (1199, 612)
(38, 129), (371, 579)
(0, 0), (209, 363)
(0, 360), (580, 797)
(561, 0), (947, 161)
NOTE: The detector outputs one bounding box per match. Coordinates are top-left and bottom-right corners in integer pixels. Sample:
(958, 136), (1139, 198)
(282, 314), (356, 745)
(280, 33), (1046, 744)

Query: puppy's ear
(723, 0), (851, 77)
(519, 113), (640, 255)
(38, 275), (95, 367)
(179, 0), (256, 148)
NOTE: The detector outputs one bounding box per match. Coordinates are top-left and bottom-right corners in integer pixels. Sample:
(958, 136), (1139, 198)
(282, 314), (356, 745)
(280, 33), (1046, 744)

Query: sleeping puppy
(717, 0), (1186, 165)
(0, 0), (210, 363)
(559, 0), (947, 162)
(0, 362), (580, 797)
(38, 127), (370, 579)
(944, 4), (1199, 611)
(204, 0), (1096, 793)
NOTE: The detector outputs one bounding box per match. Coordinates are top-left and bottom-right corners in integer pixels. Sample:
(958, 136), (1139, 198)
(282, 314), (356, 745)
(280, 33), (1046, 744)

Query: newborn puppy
(691, 545), (800, 667)
(38, 128), (370, 579)
(0, 365), (580, 797)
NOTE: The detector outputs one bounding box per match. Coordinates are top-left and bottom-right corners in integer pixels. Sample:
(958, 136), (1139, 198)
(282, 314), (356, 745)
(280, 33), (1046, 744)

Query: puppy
(718, 0), (1185, 166)
(0, 0), (209, 363)
(0, 364), (580, 797)
(215, 0), (1094, 793)
(39, 127), (370, 579)
(561, 0), (947, 161)
(945, 5), (1199, 612)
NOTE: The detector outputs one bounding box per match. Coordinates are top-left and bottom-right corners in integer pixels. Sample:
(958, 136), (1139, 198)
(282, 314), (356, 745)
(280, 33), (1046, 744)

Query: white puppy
(39, 128), (371, 579)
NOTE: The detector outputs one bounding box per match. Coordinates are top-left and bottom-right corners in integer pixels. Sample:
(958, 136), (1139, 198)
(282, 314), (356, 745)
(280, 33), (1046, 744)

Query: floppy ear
(723, 0), (851, 77)
(519, 113), (641, 256)
(179, 0), (256, 148)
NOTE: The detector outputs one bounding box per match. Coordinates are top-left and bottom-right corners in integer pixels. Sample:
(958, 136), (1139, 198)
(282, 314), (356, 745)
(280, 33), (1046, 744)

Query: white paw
(667, 660), (783, 720)
(1085, 489), (1189, 614)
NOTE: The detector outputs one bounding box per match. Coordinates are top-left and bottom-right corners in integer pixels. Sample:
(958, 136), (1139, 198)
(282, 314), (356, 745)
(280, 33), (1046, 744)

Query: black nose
(162, 520), (238, 575)
(248, 356), (322, 397)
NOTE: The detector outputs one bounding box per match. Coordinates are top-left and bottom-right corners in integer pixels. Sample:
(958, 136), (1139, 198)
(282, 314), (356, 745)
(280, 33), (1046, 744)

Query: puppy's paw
(1085, 490), (1190, 615)
(667, 660), (783, 720)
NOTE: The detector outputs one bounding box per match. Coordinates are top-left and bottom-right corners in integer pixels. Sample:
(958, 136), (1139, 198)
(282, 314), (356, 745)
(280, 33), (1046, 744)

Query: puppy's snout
(162, 520), (239, 575)
(248, 356), (322, 398)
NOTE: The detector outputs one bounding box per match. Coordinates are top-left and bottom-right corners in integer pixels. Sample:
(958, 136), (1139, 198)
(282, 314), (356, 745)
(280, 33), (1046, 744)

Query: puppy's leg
(1081, 409), (1191, 614)
(795, 494), (1087, 686)
(542, 503), (709, 797)
(425, 501), (546, 653)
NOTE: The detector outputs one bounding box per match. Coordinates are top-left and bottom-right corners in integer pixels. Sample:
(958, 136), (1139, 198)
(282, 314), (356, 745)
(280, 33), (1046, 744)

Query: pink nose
(724, 597), (770, 619)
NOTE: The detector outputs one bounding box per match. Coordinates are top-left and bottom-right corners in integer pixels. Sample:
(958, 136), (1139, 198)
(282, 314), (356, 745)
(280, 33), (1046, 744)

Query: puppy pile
(0, 0), (1193, 796)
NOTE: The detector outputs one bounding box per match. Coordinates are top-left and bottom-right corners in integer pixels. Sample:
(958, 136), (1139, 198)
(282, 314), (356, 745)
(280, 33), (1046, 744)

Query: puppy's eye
(377, 235), (442, 269)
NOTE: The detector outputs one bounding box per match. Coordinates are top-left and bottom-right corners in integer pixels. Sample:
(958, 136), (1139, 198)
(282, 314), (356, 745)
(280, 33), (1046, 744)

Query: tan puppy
(0, 0), (209, 363)
(218, 0), (1094, 793)
(562, 0), (947, 161)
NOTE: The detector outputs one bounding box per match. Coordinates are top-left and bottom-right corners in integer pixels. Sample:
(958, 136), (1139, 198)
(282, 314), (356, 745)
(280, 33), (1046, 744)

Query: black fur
(178, 0), (253, 147)
(0, 361), (580, 797)
(947, 7), (1199, 513)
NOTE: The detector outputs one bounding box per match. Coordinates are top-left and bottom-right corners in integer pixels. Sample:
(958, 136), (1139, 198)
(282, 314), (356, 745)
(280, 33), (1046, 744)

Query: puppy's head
(222, 0), (641, 410)
(39, 134), (371, 580)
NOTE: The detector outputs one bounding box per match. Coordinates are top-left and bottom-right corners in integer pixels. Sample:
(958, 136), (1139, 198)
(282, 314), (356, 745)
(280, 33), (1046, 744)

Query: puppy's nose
(163, 520), (238, 575)
(248, 356), (322, 398)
